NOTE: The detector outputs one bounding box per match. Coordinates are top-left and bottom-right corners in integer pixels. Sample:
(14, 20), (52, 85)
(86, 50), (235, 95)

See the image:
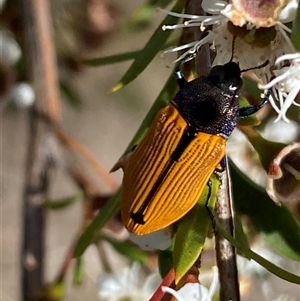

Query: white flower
(98, 262), (160, 301)
(162, 0), (297, 69)
(161, 266), (218, 301)
(0, 31), (22, 65)
(259, 52), (300, 122)
(10, 82), (35, 108)
(128, 227), (172, 251)
(266, 142), (300, 204)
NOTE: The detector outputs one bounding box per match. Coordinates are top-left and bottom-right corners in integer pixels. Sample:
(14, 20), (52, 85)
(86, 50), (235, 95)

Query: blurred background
(2, 0), (173, 299)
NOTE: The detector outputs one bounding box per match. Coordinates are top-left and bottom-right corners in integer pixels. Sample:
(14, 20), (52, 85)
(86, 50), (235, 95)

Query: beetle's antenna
(175, 51), (197, 74)
(241, 60), (269, 73)
(229, 36), (236, 62)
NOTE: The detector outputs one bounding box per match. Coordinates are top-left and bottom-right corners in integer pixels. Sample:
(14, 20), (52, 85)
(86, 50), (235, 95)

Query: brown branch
(21, 0), (61, 122)
(186, 0), (211, 76)
(55, 128), (118, 193)
(214, 162), (241, 301)
(20, 0), (61, 300)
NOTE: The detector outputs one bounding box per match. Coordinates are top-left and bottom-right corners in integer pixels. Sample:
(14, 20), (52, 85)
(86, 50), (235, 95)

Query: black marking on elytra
(131, 123), (197, 225)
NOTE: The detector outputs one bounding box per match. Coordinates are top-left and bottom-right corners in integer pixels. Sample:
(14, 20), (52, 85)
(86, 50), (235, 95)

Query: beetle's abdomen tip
(110, 152), (133, 173)
(110, 162), (120, 173)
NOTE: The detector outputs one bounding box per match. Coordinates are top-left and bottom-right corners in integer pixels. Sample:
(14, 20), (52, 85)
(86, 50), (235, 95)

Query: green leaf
(128, 0), (175, 29)
(60, 81), (82, 108)
(74, 189), (122, 257)
(73, 257), (84, 286)
(291, 2), (300, 51)
(102, 234), (148, 263)
(234, 214), (251, 258)
(46, 280), (65, 301)
(81, 50), (140, 66)
(173, 175), (219, 282)
(44, 191), (83, 210)
(214, 216), (300, 284)
(111, 0), (186, 92)
(239, 77), (269, 126)
(230, 160), (300, 261)
(243, 77), (263, 100)
(158, 248), (174, 278)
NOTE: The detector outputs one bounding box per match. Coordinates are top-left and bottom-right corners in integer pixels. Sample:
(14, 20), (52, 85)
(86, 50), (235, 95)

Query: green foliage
(73, 258), (84, 286)
(291, 2), (300, 50)
(128, 0), (174, 29)
(214, 215), (300, 284)
(44, 191), (83, 210)
(158, 249), (174, 278)
(82, 50), (140, 66)
(74, 189), (122, 257)
(102, 234), (148, 263)
(231, 160), (300, 261)
(60, 81), (82, 109)
(173, 175), (218, 282)
(111, 0), (186, 92)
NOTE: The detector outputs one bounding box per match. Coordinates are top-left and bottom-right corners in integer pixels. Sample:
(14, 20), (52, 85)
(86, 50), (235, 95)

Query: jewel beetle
(118, 55), (269, 235)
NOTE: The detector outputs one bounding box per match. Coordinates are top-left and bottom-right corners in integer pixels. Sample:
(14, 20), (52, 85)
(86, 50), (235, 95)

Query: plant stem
(20, 0), (61, 299)
(215, 161), (241, 301)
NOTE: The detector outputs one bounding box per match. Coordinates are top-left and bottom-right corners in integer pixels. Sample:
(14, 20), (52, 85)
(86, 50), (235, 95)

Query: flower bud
(267, 143), (300, 204)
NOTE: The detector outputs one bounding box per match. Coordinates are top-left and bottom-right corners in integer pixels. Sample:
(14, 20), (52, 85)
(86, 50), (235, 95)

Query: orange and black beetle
(118, 57), (269, 235)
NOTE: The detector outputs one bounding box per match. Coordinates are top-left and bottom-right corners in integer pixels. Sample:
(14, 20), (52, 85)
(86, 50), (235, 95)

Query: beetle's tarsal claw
(110, 152), (133, 173)
(131, 212), (146, 225)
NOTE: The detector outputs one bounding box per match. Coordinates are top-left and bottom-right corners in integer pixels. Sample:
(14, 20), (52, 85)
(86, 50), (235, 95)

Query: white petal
(202, 0), (227, 14)
(207, 266), (219, 300)
(275, 52), (300, 65)
(128, 227), (172, 251)
(159, 8), (204, 19)
(162, 283), (211, 301)
(278, 85), (300, 121)
(279, 0), (299, 23)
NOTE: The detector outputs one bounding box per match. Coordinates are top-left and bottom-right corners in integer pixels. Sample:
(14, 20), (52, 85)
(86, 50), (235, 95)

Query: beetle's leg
(238, 89), (271, 117)
(205, 179), (216, 229)
(214, 156), (226, 173)
(174, 52), (197, 88)
(175, 63), (187, 88)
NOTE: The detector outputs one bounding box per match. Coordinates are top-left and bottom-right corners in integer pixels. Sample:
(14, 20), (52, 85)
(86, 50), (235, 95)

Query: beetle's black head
(208, 62), (242, 92)
(173, 61), (243, 137)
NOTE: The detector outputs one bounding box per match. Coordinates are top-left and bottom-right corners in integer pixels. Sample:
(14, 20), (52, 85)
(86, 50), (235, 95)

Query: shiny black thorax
(173, 62), (243, 137)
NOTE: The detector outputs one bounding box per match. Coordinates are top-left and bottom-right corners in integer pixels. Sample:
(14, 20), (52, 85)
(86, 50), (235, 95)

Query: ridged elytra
(118, 58), (269, 235)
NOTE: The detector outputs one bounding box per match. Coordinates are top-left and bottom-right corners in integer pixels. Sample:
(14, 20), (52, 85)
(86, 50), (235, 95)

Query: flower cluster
(162, 0), (300, 123)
